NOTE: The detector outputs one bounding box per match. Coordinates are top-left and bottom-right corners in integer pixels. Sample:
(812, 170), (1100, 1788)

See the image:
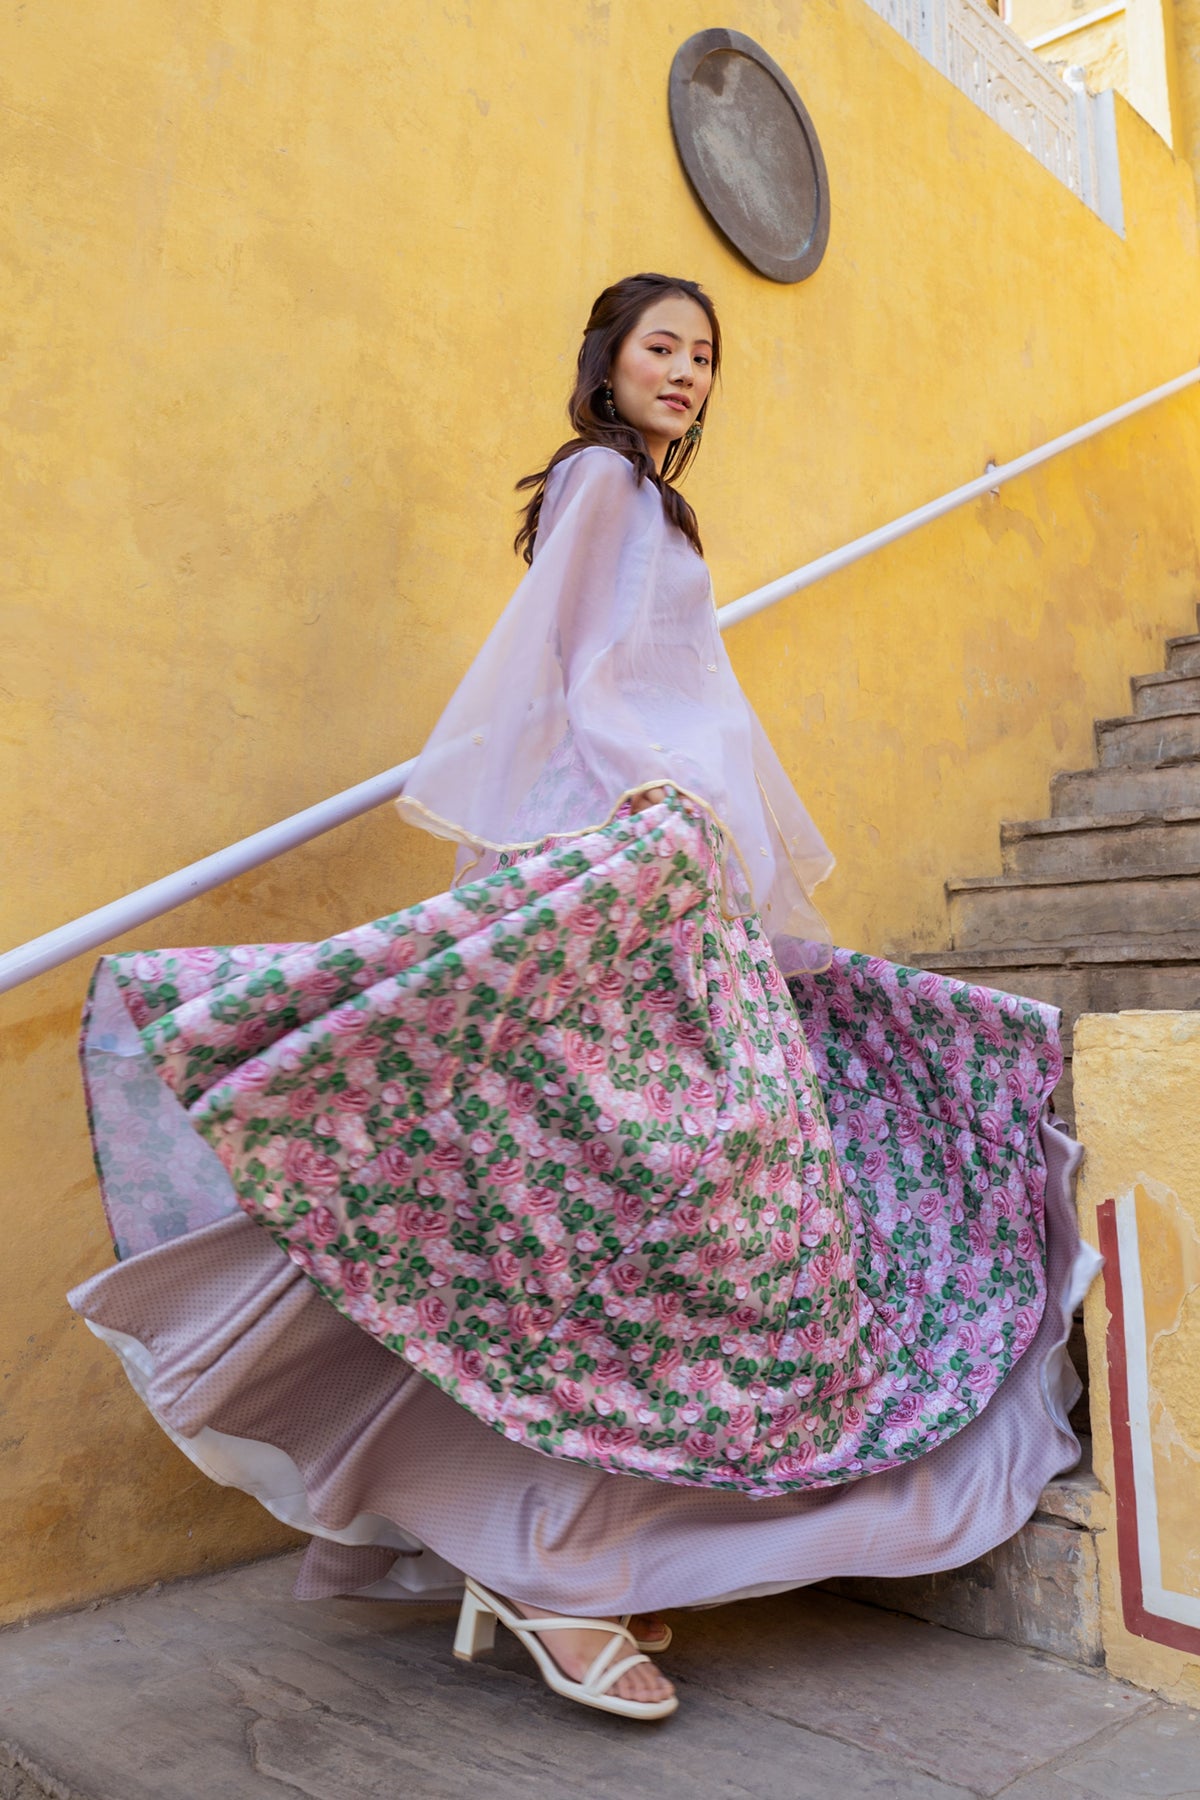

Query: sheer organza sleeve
(395, 445), (834, 972)
(396, 448), (688, 852)
(542, 451), (730, 812)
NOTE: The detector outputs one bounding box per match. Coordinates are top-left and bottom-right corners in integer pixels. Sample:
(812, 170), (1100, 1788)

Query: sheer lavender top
(396, 446), (833, 971)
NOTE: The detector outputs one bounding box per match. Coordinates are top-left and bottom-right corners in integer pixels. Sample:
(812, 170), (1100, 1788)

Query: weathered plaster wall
(1038, 18), (1131, 98)
(1075, 1013), (1200, 1705)
(1010, 0), (1176, 149)
(1178, 0), (1200, 177)
(4, 0), (1200, 1621)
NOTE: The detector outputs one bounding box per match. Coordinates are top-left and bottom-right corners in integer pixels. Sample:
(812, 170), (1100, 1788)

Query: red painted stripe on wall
(1097, 1196), (1200, 1656)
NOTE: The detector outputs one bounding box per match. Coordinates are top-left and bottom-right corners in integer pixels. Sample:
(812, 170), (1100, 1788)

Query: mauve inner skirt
(69, 1118), (1096, 1616)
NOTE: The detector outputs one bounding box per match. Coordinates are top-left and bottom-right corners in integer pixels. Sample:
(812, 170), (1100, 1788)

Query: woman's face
(609, 294), (715, 472)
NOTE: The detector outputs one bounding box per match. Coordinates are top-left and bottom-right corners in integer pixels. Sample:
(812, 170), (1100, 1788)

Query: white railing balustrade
(863, 0), (1124, 231)
(2, 361), (1196, 995)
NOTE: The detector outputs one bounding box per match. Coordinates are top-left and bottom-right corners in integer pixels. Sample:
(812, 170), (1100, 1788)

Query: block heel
(453, 1584), (498, 1661)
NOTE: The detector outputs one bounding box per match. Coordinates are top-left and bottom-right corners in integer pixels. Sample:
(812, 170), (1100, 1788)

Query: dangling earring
(602, 384), (618, 422)
(683, 420), (703, 446)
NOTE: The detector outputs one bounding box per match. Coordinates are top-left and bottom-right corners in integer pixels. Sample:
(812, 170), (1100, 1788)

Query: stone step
(1052, 760), (1200, 815)
(4, 1542), (1176, 1800)
(906, 949), (1200, 1124)
(946, 868), (1200, 949)
(824, 1438), (1105, 1666)
(1000, 809), (1200, 878)
(1132, 669), (1200, 716)
(1096, 707), (1200, 768)
(910, 943), (1200, 1029)
(1166, 633), (1200, 675)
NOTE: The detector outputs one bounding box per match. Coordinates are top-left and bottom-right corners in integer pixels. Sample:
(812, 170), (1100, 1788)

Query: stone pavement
(2, 1555), (1199, 1800)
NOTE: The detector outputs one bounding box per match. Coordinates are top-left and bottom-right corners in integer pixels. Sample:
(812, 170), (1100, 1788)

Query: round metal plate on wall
(669, 29), (830, 284)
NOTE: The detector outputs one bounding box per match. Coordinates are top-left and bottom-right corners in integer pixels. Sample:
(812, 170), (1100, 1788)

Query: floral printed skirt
(79, 797), (1062, 1498)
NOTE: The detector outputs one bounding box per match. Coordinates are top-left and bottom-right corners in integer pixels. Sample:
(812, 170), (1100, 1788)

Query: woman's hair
(514, 272), (721, 564)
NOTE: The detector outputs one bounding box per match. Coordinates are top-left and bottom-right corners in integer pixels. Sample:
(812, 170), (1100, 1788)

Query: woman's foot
(511, 1599), (676, 1706)
(628, 1611), (670, 1650)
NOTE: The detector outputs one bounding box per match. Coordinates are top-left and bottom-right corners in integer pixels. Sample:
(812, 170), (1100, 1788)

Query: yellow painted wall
(4, 0), (1200, 1623)
(1010, 1), (1176, 151)
(1009, 0), (1088, 35)
(1040, 19), (1131, 98)
(1075, 1014), (1200, 1705)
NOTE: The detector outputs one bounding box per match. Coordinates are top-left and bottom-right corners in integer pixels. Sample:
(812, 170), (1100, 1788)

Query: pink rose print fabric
(81, 797), (1061, 1496)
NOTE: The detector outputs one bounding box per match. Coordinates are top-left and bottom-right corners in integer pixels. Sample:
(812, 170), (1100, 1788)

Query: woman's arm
(397, 444), (714, 857)
(538, 450), (671, 797)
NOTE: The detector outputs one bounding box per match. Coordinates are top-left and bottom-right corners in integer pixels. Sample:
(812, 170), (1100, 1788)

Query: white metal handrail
(3, 360), (1198, 997)
(718, 364), (1200, 628)
(1027, 1), (1124, 54)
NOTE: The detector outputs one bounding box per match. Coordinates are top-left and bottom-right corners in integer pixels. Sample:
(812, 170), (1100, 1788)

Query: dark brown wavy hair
(514, 272), (721, 564)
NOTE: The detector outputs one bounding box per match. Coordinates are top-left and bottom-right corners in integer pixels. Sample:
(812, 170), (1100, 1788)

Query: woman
(70, 274), (1097, 1724)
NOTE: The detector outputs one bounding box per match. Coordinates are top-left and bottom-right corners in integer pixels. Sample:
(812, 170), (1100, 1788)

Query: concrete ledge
(0, 1552), (1178, 1800)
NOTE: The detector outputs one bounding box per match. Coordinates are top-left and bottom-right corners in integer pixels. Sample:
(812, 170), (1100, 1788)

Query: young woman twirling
(71, 274), (1093, 1724)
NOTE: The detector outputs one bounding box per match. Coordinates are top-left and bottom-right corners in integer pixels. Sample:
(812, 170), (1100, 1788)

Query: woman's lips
(658, 396), (690, 412)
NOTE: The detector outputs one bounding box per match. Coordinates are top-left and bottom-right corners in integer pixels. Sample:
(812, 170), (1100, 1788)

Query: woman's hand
(629, 785), (669, 814)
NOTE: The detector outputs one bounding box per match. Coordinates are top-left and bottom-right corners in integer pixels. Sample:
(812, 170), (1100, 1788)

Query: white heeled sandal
(453, 1576), (679, 1721)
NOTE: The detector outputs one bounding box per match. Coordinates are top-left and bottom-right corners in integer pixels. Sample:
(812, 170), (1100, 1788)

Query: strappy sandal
(452, 1576), (679, 1721)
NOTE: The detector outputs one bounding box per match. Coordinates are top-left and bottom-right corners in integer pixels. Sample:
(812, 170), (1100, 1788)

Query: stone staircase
(828, 606), (1200, 1667)
(912, 605), (1200, 1123)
